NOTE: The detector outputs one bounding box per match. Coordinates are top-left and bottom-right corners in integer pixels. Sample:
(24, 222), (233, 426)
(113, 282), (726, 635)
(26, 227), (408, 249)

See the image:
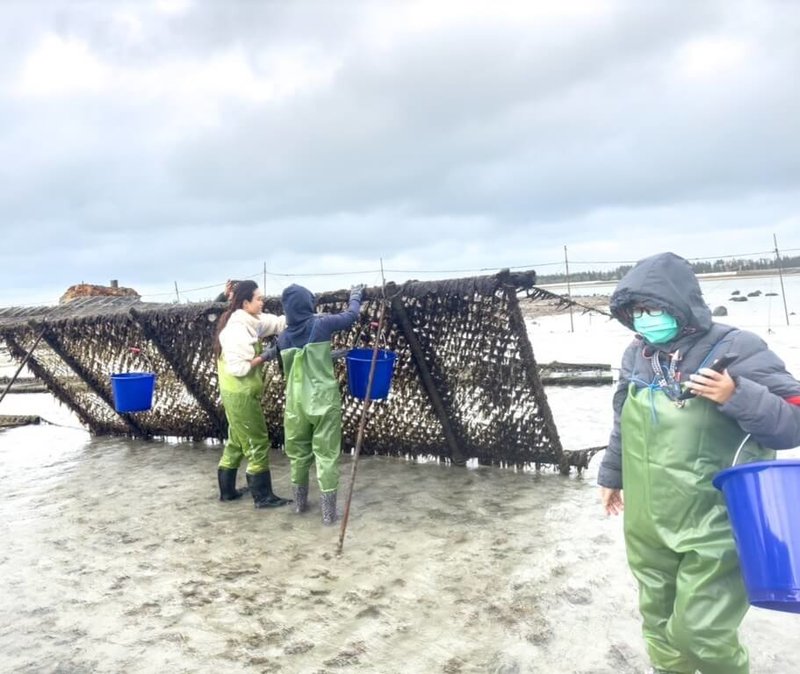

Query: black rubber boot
(217, 467), (248, 501)
(246, 471), (292, 509)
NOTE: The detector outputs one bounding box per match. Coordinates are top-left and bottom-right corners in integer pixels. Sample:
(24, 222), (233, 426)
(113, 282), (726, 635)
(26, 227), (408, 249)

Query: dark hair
(213, 280), (259, 358)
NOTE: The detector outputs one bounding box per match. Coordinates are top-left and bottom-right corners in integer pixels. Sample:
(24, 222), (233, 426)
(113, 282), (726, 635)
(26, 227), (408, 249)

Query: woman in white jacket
(213, 280), (291, 508)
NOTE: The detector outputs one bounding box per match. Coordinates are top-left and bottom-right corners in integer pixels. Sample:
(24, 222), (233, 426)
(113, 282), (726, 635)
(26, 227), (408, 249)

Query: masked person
(214, 280), (292, 508)
(277, 283), (364, 525)
(598, 252), (800, 674)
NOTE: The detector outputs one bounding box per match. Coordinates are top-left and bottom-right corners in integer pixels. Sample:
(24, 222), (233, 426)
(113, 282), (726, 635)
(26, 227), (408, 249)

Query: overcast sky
(2, 0), (799, 305)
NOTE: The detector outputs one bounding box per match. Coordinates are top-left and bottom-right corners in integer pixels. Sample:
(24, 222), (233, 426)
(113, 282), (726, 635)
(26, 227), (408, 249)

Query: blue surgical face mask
(633, 311), (679, 344)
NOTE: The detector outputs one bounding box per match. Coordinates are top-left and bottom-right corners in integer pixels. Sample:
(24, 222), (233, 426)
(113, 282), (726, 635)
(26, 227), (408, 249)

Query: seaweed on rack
(0, 270), (596, 471)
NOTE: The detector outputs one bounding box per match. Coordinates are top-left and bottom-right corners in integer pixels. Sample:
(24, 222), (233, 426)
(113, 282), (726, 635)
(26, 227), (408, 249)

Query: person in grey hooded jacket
(598, 252), (800, 674)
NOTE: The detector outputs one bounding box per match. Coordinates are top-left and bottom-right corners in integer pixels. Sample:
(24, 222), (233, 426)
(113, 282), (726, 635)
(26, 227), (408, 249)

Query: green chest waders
(281, 341), (343, 493)
(621, 384), (773, 674)
(217, 342), (273, 474)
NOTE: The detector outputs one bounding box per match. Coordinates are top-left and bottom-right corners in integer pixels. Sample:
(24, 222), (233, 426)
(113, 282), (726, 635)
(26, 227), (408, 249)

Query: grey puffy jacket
(598, 252), (800, 489)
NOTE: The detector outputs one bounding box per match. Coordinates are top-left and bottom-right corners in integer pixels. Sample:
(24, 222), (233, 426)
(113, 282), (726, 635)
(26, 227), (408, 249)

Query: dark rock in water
(765, 292), (779, 297)
(747, 290), (762, 297)
(712, 306), (728, 316)
(731, 290), (741, 296)
(730, 296), (748, 302)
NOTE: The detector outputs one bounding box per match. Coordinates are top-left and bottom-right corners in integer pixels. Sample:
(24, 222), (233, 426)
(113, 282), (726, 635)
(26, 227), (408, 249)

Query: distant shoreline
(538, 267), (800, 290)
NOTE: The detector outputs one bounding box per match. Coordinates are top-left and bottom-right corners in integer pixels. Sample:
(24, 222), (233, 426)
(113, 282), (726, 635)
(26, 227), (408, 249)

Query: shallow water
(2, 288), (800, 673)
(2, 414), (799, 673)
(0, 422), (631, 674)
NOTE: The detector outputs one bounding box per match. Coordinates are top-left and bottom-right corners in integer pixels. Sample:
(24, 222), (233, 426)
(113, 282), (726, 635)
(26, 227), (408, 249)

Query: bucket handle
(731, 433), (753, 468)
(354, 318), (388, 351)
(128, 346), (155, 372)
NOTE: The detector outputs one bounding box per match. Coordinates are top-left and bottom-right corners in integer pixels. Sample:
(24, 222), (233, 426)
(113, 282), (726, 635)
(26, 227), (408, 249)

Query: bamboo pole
(337, 263), (389, 555)
(337, 298), (385, 555)
(564, 244), (574, 333)
(773, 233), (790, 326)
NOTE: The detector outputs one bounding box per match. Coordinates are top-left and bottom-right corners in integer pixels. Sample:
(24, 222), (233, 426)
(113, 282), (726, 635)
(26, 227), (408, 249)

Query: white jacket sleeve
(257, 313), (286, 338)
(219, 322), (257, 377)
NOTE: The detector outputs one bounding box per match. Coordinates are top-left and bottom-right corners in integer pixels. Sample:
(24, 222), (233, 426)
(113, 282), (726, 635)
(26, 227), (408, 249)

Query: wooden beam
(31, 321), (146, 436)
(129, 307), (226, 438)
(3, 333), (96, 430)
(499, 275), (567, 473)
(0, 327), (45, 405)
(390, 295), (467, 466)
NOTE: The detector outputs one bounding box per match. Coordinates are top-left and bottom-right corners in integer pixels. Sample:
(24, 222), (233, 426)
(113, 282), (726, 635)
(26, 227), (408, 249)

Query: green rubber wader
(621, 384), (773, 674)
(217, 348), (271, 474)
(281, 341), (342, 492)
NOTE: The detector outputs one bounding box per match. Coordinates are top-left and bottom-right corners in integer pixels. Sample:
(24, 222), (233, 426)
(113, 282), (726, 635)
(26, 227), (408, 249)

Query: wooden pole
(564, 245), (574, 333)
(129, 307), (226, 438)
(4, 333), (96, 429)
(338, 264), (388, 555)
(0, 328), (45, 406)
(34, 322), (146, 436)
(773, 233), (790, 326)
(337, 299), (385, 555)
(390, 295), (466, 466)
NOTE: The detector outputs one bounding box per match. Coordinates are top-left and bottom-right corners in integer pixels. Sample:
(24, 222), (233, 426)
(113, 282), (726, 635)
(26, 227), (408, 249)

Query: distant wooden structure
(0, 271), (604, 472)
(0, 376), (49, 394)
(0, 415), (41, 429)
(538, 361), (613, 386)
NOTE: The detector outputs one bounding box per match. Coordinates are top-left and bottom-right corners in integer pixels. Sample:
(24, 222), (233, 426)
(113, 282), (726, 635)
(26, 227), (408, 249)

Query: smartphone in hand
(678, 354), (738, 400)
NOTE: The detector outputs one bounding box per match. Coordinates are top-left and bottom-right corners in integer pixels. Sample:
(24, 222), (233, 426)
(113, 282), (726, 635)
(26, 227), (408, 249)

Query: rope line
(139, 246), (798, 299)
(5, 247), (798, 305)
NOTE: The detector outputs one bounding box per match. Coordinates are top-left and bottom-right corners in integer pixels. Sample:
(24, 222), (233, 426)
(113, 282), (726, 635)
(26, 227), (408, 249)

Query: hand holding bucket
(713, 438), (800, 613)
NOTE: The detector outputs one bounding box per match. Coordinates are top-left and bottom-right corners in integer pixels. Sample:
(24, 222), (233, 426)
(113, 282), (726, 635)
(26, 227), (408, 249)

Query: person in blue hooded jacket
(277, 283), (364, 525)
(598, 252), (800, 674)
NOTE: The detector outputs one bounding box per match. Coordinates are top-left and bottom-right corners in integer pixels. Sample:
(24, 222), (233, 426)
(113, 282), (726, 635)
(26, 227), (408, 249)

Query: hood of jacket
(610, 252), (712, 344)
(280, 284), (316, 345)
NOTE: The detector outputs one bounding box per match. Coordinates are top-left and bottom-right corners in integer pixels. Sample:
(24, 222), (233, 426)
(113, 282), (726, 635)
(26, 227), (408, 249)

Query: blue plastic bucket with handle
(110, 372), (156, 413)
(713, 459), (800, 613)
(346, 348), (397, 400)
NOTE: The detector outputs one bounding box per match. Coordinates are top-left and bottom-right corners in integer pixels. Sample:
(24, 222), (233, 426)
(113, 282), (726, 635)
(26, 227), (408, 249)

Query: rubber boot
(293, 484), (309, 514)
(217, 467), (248, 501)
(320, 490), (337, 525)
(246, 471), (292, 509)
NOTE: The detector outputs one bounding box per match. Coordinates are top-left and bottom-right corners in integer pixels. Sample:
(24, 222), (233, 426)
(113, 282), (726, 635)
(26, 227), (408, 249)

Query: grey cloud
(1, 1), (799, 305)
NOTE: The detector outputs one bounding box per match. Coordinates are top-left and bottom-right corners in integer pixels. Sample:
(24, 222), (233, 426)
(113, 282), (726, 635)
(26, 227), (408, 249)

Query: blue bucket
(110, 372), (156, 413)
(713, 459), (800, 613)
(345, 348), (397, 400)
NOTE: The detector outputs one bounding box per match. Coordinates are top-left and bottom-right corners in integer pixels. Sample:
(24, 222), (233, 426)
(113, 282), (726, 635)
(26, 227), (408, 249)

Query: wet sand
(3, 296), (800, 673)
(2, 419), (799, 673)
